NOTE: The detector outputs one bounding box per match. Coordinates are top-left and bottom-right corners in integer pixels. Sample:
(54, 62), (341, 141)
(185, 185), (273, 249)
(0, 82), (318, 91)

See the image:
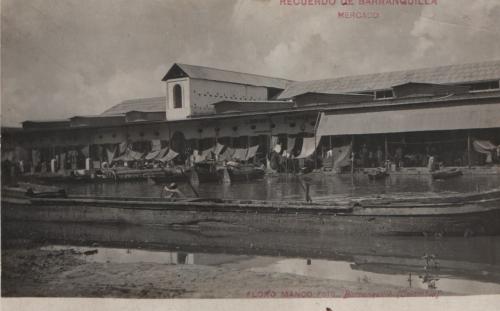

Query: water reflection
(51, 174), (500, 201)
(39, 244), (500, 295)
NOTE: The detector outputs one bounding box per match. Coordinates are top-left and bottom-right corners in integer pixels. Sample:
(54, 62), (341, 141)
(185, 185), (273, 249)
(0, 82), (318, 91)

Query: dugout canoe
(3, 187), (500, 237)
(431, 168), (463, 180)
(32, 167), (186, 183)
(367, 169), (389, 181)
(220, 164), (266, 182)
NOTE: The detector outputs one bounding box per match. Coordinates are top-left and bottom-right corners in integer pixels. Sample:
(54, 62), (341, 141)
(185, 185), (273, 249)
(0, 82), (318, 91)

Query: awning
(295, 137), (319, 159)
(106, 146), (117, 163)
(145, 150), (161, 160)
(214, 143), (225, 155)
(118, 142), (127, 154)
(219, 147), (235, 161)
(473, 140), (497, 153)
(113, 148), (143, 162)
(324, 144), (352, 169)
(155, 147), (169, 160)
(473, 140), (498, 163)
(232, 148), (248, 161)
(193, 147), (215, 163)
(201, 148), (214, 159)
(158, 149), (179, 162)
(245, 145), (260, 160)
(316, 103), (500, 136)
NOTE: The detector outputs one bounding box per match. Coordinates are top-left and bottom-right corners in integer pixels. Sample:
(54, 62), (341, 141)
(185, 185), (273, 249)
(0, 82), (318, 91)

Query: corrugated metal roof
(278, 59), (500, 99)
(101, 97), (166, 115)
(163, 63), (293, 89)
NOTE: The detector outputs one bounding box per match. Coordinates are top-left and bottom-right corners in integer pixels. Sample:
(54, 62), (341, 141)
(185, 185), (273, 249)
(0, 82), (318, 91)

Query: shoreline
(2, 239), (443, 299)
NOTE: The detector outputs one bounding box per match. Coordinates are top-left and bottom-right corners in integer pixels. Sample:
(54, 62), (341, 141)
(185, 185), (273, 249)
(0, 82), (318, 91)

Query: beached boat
(2, 182), (67, 199)
(32, 167), (186, 183)
(432, 168), (463, 180)
(219, 163), (266, 182)
(144, 167), (187, 184)
(192, 162), (266, 183)
(3, 187), (500, 237)
(367, 169), (389, 181)
(191, 161), (220, 183)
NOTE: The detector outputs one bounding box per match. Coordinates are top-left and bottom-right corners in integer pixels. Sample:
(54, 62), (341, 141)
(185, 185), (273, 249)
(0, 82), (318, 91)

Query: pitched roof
(278, 59), (500, 99)
(101, 97), (166, 115)
(162, 63), (293, 89)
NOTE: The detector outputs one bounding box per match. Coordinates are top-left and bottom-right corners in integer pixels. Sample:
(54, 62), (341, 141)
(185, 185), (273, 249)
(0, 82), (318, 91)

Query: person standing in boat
(161, 182), (185, 198)
(427, 156), (437, 172)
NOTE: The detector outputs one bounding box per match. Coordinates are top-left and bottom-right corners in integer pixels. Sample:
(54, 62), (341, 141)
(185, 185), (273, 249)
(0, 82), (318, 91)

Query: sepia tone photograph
(1, 0), (500, 309)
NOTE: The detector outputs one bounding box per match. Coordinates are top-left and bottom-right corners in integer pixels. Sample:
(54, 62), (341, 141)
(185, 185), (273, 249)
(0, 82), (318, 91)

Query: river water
(4, 173), (500, 296)
(53, 173), (500, 201)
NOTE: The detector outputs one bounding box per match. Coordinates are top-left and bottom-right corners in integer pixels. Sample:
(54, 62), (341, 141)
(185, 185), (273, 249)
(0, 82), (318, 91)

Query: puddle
(42, 245), (252, 265)
(251, 258), (500, 295)
(41, 244), (500, 295)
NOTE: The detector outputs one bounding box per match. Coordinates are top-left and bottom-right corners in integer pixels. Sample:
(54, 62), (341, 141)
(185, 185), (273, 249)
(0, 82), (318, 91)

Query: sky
(2, 0), (500, 126)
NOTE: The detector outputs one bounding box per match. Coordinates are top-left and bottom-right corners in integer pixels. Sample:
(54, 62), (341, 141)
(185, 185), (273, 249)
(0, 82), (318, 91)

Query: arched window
(173, 84), (182, 108)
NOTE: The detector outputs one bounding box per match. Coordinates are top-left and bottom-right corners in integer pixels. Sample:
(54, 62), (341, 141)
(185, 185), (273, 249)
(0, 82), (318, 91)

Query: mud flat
(1, 239), (440, 299)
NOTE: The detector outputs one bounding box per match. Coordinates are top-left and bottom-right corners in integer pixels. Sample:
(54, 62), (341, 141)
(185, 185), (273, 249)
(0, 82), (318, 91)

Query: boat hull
(432, 168), (463, 180)
(221, 165), (266, 182)
(368, 171), (389, 180)
(3, 195), (500, 237)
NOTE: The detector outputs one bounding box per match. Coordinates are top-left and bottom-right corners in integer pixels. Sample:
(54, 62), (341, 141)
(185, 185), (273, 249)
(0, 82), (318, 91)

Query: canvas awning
(158, 149), (179, 162)
(145, 150), (161, 160)
(473, 140), (497, 153)
(316, 103), (500, 136)
(201, 148), (214, 159)
(113, 148), (143, 162)
(106, 146), (117, 163)
(155, 147), (169, 160)
(118, 142), (127, 154)
(214, 143), (225, 155)
(219, 147), (235, 161)
(295, 137), (319, 159)
(473, 140), (498, 163)
(193, 147), (215, 163)
(232, 148), (248, 161)
(324, 144), (352, 170)
(245, 145), (259, 160)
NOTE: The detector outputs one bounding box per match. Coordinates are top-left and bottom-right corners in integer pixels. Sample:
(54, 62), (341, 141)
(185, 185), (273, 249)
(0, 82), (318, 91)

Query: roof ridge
(121, 96), (166, 103)
(296, 59), (500, 84)
(176, 63), (293, 82)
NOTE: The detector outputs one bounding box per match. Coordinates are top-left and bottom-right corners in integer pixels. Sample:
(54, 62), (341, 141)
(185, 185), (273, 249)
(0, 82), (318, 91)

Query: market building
(2, 60), (500, 179)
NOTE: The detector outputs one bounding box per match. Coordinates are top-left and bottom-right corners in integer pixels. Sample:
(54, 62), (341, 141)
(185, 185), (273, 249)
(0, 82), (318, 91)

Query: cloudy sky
(2, 0), (500, 126)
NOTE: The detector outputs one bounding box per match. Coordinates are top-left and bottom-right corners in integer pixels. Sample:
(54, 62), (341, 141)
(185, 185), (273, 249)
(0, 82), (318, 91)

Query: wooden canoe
(3, 187), (500, 237)
(367, 170), (389, 181)
(432, 168), (463, 180)
(221, 164), (266, 182)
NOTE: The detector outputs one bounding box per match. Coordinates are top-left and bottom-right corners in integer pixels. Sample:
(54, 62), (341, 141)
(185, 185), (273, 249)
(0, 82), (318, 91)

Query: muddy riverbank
(2, 238), (443, 298)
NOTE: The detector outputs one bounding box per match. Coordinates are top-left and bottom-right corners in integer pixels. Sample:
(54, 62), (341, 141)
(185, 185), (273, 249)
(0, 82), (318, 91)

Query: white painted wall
(189, 78), (268, 116)
(165, 78), (190, 120)
(165, 77), (270, 120)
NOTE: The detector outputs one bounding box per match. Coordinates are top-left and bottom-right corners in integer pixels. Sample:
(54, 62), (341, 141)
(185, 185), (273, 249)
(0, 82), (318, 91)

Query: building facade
(2, 60), (500, 175)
